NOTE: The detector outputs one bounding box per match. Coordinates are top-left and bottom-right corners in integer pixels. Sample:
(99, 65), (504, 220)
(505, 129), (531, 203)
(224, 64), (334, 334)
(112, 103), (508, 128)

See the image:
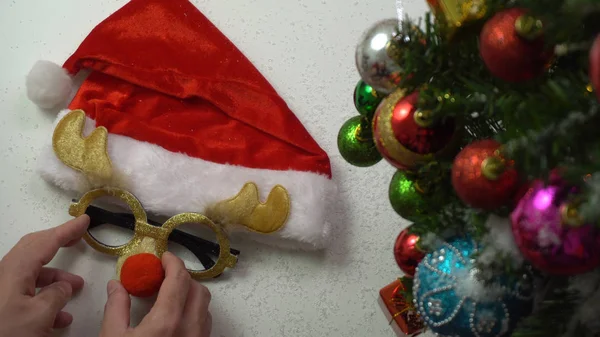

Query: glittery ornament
(413, 236), (534, 337)
(353, 80), (384, 116)
(389, 170), (433, 221)
(355, 19), (404, 94)
(452, 139), (519, 210)
(337, 116), (382, 167)
(394, 227), (426, 277)
(427, 0), (487, 36)
(479, 8), (552, 82)
(511, 181), (600, 275)
(373, 89), (461, 170)
(590, 34), (600, 101)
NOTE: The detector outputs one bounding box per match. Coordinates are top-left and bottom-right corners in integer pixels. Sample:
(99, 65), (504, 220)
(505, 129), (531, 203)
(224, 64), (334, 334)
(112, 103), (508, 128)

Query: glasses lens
(167, 222), (220, 272)
(85, 196), (136, 247)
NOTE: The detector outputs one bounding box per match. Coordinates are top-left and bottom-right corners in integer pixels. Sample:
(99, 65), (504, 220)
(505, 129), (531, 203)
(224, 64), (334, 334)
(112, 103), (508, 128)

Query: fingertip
(56, 215), (90, 247)
(53, 311), (74, 329)
(161, 251), (175, 263)
(162, 251), (185, 267)
(71, 274), (85, 292)
(107, 279), (124, 296)
(36, 268), (84, 292)
(72, 214), (90, 230)
(78, 214), (90, 223)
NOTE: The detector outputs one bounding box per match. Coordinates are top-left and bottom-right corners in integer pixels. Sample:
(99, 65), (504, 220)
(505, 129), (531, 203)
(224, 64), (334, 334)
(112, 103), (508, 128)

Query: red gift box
(378, 279), (424, 337)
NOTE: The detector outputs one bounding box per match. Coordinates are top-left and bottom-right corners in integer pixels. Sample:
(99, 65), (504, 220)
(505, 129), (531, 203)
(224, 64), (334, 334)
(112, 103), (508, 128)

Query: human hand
(100, 252), (212, 337)
(0, 215), (90, 337)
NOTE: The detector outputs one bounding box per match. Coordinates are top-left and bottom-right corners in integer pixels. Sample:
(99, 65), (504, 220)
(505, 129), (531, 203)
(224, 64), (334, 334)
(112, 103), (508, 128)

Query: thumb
(100, 280), (131, 336)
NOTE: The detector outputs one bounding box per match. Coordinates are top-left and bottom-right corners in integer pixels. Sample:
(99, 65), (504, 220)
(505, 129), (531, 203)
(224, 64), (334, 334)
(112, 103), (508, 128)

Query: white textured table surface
(0, 0), (429, 336)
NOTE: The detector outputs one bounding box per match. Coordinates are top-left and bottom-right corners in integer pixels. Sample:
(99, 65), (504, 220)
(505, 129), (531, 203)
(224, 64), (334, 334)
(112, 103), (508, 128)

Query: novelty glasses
(69, 187), (238, 279)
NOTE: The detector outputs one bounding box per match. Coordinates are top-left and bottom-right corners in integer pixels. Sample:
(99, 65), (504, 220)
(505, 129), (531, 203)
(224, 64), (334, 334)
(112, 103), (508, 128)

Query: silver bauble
(355, 19), (404, 94)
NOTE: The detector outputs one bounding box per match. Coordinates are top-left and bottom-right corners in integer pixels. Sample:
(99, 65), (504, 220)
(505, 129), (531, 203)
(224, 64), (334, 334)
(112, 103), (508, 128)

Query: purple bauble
(511, 181), (600, 275)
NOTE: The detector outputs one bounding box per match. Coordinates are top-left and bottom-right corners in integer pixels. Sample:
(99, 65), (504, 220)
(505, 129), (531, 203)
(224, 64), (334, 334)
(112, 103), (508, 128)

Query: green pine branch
(383, 1), (600, 335)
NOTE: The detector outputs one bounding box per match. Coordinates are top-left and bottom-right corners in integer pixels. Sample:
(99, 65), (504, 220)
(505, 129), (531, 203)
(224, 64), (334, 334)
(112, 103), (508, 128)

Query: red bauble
(590, 34), (600, 101)
(479, 8), (551, 82)
(452, 139), (519, 210)
(120, 253), (165, 297)
(373, 89), (461, 170)
(393, 228), (426, 277)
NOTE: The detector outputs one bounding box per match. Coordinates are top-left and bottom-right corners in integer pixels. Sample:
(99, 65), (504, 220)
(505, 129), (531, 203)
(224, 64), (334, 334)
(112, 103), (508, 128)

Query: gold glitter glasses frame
(68, 187), (238, 280)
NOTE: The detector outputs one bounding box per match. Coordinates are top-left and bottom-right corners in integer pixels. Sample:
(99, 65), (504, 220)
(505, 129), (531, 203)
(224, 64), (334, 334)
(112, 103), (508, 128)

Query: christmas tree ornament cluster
(373, 90), (461, 170)
(452, 139), (519, 210)
(511, 180), (600, 275)
(393, 227), (425, 277)
(340, 0), (600, 336)
(413, 236), (534, 337)
(479, 8), (552, 82)
(339, 19), (425, 168)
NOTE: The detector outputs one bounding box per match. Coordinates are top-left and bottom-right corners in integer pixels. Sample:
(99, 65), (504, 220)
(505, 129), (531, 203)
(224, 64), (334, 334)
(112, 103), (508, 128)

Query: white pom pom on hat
(26, 60), (73, 109)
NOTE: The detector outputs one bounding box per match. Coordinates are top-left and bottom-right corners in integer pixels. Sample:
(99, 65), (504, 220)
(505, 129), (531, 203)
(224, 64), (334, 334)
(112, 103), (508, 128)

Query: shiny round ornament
(413, 236), (534, 337)
(452, 139), (519, 210)
(337, 116), (382, 167)
(510, 181), (600, 275)
(389, 170), (433, 221)
(373, 89), (461, 170)
(353, 80), (384, 116)
(355, 19), (404, 94)
(590, 34), (600, 101)
(479, 8), (551, 82)
(394, 227), (426, 277)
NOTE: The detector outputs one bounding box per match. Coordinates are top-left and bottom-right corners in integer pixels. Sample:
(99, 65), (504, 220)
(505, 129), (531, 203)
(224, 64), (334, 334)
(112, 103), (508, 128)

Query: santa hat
(28, 0), (336, 250)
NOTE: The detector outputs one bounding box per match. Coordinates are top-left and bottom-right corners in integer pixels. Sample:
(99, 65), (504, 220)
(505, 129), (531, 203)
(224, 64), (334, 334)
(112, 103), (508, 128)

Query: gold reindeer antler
(53, 110), (113, 184)
(207, 182), (290, 234)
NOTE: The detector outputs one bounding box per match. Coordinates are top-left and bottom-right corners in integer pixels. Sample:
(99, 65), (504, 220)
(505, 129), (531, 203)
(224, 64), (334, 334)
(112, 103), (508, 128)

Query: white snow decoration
(453, 267), (505, 302)
(419, 232), (442, 250)
(26, 60), (72, 109)
(478, 215), (524, 268)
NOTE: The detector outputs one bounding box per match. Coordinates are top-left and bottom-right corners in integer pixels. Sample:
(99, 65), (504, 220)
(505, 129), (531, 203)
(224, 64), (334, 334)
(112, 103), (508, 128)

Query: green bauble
(353, 80), (384, 116)
(337, 116), (382, 167)
(389, 170), (431, 221)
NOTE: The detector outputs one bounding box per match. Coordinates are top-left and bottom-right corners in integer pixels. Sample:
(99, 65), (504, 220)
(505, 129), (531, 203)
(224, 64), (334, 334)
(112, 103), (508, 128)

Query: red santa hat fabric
(30, 0), (336, 249)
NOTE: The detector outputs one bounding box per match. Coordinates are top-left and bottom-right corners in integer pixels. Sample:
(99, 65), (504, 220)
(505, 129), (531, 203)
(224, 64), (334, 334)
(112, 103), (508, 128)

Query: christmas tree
(338, 0), (600, 336)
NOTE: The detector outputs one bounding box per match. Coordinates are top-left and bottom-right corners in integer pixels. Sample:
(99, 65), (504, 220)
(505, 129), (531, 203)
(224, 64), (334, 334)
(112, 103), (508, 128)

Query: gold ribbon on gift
(387, 279), (426, 335)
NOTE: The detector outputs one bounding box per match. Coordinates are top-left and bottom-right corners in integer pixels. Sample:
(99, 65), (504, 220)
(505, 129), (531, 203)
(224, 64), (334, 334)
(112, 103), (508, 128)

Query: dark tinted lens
(167, 222), (219, 271)
(86, 196), (136, 247)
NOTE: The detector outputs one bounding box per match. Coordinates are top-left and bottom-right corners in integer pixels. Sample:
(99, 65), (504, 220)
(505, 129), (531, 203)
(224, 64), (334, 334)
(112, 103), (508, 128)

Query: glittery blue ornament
(413, 237), (534, 337)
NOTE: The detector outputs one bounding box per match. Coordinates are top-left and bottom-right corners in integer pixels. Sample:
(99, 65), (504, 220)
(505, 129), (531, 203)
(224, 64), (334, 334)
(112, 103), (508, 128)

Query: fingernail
(107, 280), (118, 295)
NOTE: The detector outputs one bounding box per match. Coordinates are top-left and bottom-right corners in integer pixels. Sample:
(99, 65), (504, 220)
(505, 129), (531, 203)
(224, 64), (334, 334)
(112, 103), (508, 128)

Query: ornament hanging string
(396, 0), (404, 26)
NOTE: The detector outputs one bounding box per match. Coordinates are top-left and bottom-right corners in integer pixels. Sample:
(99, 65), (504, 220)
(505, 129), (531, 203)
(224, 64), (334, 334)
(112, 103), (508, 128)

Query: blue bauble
(413, 237), (534, 337)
